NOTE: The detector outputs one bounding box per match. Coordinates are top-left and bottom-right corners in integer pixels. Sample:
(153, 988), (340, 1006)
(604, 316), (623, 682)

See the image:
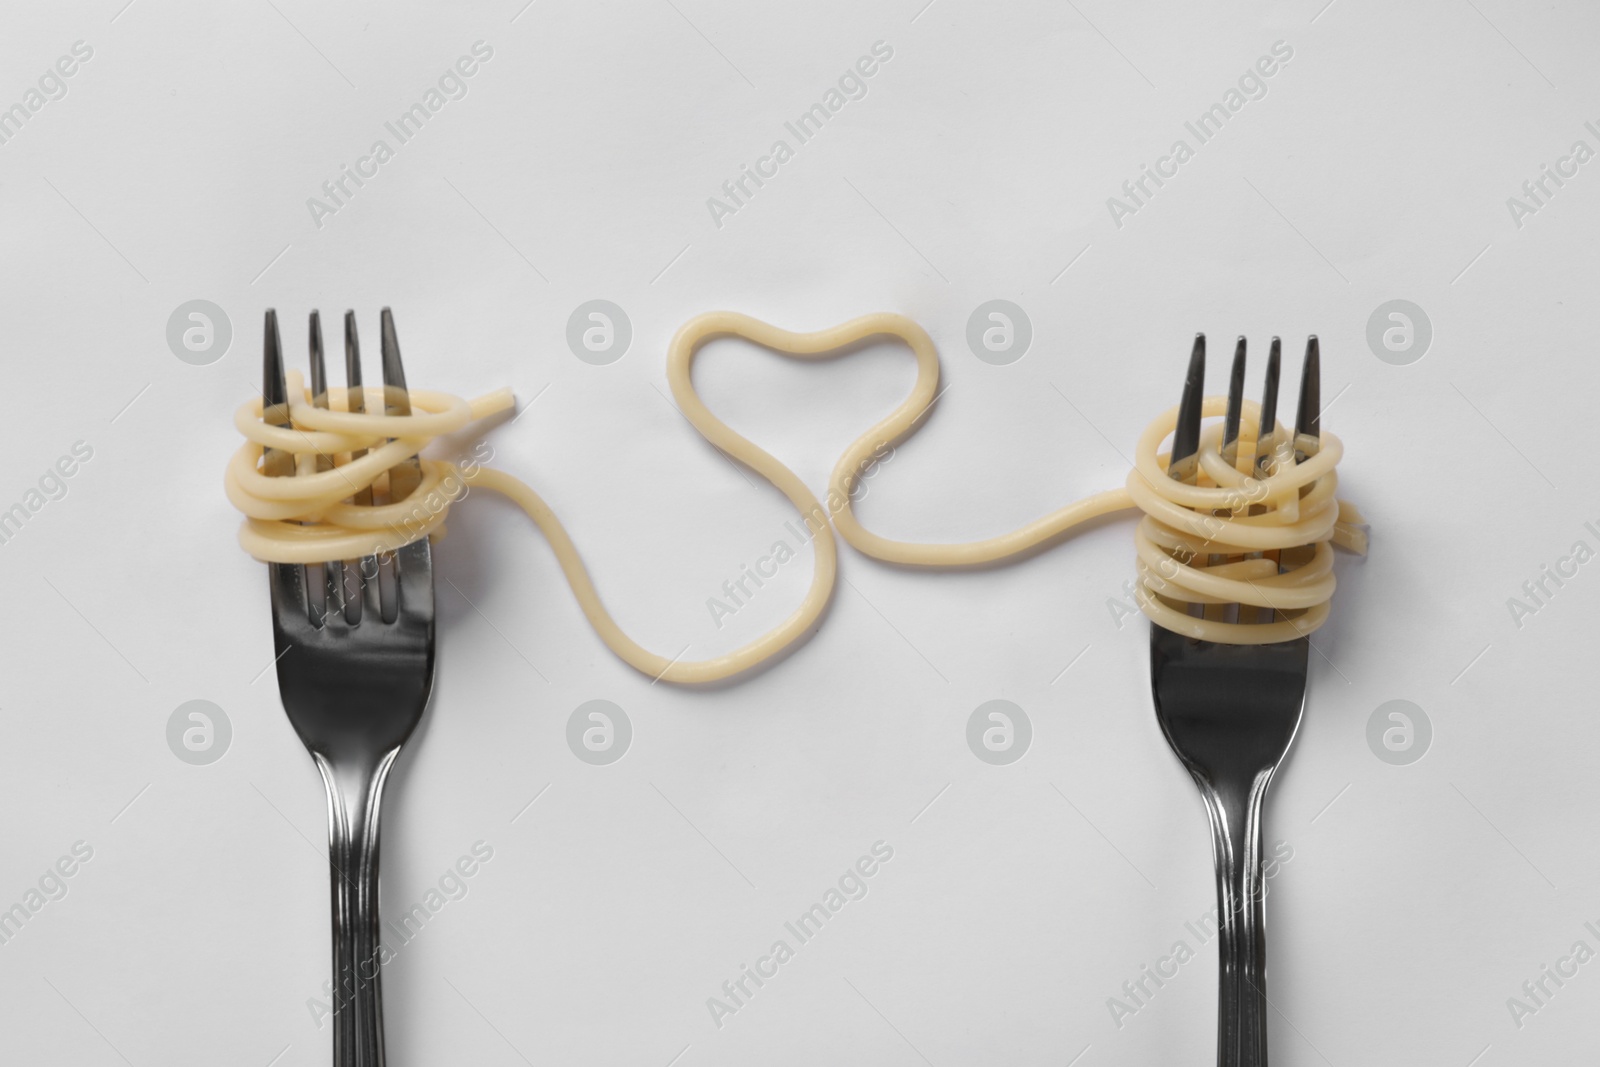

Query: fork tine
(262, 310), (294, 476)
(377, 309), (425, 625)
(343, 312), (375, 509)
(379, 307), (411, 395)
(263, 309), (287, 409)
(1168, 333), (1205, 484)
(307, 312), (344, 621)
(343, 312), (375, 624)
(1294, 335), (1320, 462)
(394, 539), (435, 624)
(358, 552), (384, 620)
(308, 311), (327, 403)
(269, 552), (313, 627)
(263, 310), (309, 621)
(1255, 337), (1281, 475)
(344, 312), (363, 411)
(1222, 336), (1246, 467)
(380, 308), (423, 504)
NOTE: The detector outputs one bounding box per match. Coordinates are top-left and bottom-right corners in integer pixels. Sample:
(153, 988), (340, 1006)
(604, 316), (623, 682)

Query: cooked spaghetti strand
(227, 312), (1365, 682)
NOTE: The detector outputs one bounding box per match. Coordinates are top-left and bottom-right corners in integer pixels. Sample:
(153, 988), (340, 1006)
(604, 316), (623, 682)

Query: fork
(263, 307), (436, 1067)
(1149, 334), (1318, 1067)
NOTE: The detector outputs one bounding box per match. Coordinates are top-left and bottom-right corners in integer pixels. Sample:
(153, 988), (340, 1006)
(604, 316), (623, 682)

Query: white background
(0, 1), (1595, 1064)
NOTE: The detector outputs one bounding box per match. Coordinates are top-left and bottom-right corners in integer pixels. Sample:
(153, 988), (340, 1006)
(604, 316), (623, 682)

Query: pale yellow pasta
(227, 311), (1365, 682)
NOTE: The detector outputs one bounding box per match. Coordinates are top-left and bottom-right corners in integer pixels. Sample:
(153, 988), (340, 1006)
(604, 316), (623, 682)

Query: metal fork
(1149, 334), (1319, 1067)
(264, 307), (436, 1067)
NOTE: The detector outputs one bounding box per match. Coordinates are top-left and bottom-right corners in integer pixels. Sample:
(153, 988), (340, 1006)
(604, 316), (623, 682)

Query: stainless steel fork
(1149, 334), (1319, 1067)
(263, 307), (436, 1067)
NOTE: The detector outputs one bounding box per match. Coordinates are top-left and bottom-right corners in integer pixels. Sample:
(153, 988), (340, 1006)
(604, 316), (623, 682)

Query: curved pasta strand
(226, 312), (1366, 682)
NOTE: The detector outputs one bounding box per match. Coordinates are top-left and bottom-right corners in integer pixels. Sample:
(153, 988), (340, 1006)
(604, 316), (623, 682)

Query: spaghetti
(226, 311), (1366, 682)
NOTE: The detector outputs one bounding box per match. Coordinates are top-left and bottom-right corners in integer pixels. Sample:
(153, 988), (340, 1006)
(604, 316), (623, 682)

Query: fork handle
(1198, 773), (1274, 1067)
(318, 753), (398, 1067)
